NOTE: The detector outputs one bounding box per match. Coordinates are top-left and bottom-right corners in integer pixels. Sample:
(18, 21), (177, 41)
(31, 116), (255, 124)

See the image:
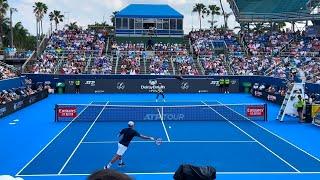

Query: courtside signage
(246, 106), (265, 117)
(58, 107), (77, 118)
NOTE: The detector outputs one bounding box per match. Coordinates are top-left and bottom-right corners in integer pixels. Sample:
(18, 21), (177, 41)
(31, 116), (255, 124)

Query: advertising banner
(64, 78), (240, 93)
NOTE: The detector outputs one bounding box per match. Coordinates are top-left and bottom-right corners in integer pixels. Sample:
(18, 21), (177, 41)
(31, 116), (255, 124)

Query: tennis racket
(155, 138), (162, 146)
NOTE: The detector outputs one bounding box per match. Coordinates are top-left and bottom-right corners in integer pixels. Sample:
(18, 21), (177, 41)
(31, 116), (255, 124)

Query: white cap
(128, 121), (135, 127)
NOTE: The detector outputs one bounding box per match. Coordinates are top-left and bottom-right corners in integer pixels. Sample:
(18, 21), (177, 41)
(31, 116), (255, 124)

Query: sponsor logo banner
(58, 107), (77, 118)
(247, 106), (265, 117)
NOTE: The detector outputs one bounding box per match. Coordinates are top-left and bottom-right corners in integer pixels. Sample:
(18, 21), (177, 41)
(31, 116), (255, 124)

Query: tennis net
(54, 103), (267, 122)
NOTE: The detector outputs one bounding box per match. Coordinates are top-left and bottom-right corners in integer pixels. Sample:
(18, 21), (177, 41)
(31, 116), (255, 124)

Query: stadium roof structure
(228, 0), (320, 22)
(115, 4), (184, 19)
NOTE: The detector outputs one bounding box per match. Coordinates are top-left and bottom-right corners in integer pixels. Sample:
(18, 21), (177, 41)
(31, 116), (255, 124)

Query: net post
(264, 103), (268, 121)
(161, 106), (164, 120)
(54, 104), (57, 122)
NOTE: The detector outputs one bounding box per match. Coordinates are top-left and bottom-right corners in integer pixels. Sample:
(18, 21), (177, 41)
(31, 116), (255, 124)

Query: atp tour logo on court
(143, 113), (185, 121)
(58, 107), (77, 118)
(246, 106), (265, 117)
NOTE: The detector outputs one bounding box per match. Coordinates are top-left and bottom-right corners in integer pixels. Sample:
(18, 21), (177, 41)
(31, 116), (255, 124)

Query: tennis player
(156, 82), (165, 102)
(105, 121), (155, 169)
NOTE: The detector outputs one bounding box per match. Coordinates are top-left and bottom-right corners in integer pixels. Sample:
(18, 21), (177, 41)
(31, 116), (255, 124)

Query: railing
(115, 55), (119, 74)
(280, 51), (320, 57)
(106, 37), (110, 54)
(170, 56), (176, 75)
(188, 38), (194, 57)
(85, 55), (92, 73)
(143, 56), (147, 74)
(0, 50), (33, 61)
(196, 55), (205, 75)
(21, 50), (36, 73)
(238, 11), (320, 22)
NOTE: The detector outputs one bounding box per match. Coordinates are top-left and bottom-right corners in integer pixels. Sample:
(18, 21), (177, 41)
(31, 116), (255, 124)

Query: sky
(8, 0), (239, 35)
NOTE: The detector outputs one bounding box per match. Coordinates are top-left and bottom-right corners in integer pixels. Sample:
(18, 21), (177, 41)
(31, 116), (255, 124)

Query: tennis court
(13, 97), (320, 179)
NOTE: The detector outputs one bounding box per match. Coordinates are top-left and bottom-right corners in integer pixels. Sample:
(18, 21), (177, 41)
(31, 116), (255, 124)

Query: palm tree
(224, 12), (233, 29)
(33, 2), (48, 36)
(110, 11), (119, 26)
(50, 10), (64, 30)
(66, 22), (78, 30)
(49, 11), (54, 33)
(192, 3), (208, 30)
(208, 5), (221, 29)
(0, 0), (9, 48)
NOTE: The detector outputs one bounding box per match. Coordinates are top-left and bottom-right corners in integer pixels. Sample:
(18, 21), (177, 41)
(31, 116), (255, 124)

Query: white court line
(16, 171), (320, 177)
(81, 140), (256, 144)
(215, 100), (320, 164)
(201, 101), (300, 172)
(58, 101), (109, 175)
(157, 107), (171, 142)
(15, 101), (94, 176)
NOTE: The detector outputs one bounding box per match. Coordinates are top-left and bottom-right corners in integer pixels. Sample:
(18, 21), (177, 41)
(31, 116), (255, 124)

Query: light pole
(10, 8), (18, 48)
(63, 11), (70, 26)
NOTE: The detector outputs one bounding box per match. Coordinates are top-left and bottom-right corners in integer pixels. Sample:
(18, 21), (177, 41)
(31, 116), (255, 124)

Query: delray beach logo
(117, 82), (125, 90)
(141, 79), (165, 92)
(149, 79), (157, 86)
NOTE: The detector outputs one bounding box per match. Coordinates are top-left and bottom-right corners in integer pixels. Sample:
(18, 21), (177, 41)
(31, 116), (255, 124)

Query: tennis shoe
(118, 162), (125, 167)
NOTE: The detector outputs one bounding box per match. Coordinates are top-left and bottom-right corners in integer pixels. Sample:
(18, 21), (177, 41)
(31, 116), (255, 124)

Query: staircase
(112, 52), (118, 74)
(140, 57), (147, 74)
(145, 58), (151, 74)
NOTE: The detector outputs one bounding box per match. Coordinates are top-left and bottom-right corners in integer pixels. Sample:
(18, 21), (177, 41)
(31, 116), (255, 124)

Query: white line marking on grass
(16, 171), (320, 177)
(13, 119), (19, 122)
(216, 100), (320, 164)
(157, 107), (171, 142)
(9, 122), (16, 125)
(15, 101), (94, 176)
(201, 101), (300, 172)
(58, 101), (109, 175)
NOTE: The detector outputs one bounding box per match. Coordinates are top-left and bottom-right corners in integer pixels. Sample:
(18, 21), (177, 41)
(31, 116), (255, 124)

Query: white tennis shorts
(116, 143), (128, 156)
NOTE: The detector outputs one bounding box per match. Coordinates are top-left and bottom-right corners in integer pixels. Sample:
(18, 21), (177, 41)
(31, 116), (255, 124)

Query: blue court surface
(1, 93), (320, 180)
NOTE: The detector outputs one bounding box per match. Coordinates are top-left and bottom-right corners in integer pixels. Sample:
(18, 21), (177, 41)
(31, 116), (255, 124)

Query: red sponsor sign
(246, 106), (265, 117)
(58, 107), (77, 118)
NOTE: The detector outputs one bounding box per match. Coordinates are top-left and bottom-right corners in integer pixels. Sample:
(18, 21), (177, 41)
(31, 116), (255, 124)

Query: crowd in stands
(230, 55), (281, 75)
(243, 30), (295, 56)
(252, 82), (287, 97)
(189, 29), (243, 56)
(31, 28), (106, 74)
(175, 55), (199, 75)
(0, 65), (17, 80)
(118, 51), (141, 75)
(200, 55), (228, 75)
(24, 27), (320, 82)
(90, 56), (113, 74)
(0, 79), (51, 105)
(149, 53), (170, 75)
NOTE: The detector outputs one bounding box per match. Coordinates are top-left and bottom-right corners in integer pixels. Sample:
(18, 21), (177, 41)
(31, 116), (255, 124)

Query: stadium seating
(22, 27), (320, 84)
